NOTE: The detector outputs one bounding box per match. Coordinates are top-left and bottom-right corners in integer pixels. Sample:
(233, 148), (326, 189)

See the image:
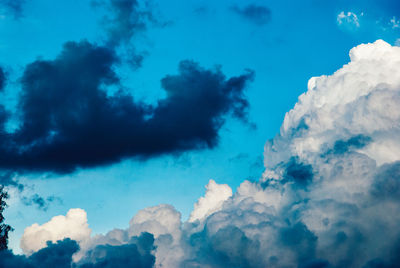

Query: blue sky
(1, 0), (400, 257)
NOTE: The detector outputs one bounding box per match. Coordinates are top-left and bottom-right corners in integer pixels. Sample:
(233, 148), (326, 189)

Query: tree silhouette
(0, 186), (13, 250)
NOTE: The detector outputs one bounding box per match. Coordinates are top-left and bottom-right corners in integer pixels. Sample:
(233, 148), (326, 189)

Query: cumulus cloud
(128, 204), (184, 267)
(2, 235), (155, 268)
(0, 238), (79, 268)
(155, 39), (400, 267)
(77, 232), (156, 268)
(188, 179), (232, 222)
(13, 40), (400, 267)
(231, 4), (271, 26)
(0, 41), (253, 173)
(20, 208), (91, 255)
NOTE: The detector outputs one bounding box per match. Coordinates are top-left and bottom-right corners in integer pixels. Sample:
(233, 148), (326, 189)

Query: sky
(1, 0), (400, 267)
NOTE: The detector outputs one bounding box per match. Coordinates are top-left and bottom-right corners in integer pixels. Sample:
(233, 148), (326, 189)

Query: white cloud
(20, 208), (91, 255)
(128, 204), (184, 267)
(266, 39), (400, 168)
(188, 179), (232, 222)
(337, 11), (360, 28)
(390, 16), (400, 29)
(128, 204), (182, 240)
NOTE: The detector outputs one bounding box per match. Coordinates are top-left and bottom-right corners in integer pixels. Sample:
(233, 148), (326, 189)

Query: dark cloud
(91, 0), (160, 68)
(231, 4), (271, 26)
(0, 41), (253, 173)
(104, 0), (153, 46)
(299, 259), (331, 268)
(0, 238), (79, 268)
(186, 226), (264, 268)
(0, 0), (26, 19)
(21, 194), (62, 211)
(283, 157), (314, 185)
(79, 232), (155, 268)
(1, 233), (155, 268)
(0, 67), (6, 91)
(279, 222), (318, 263)
(371, 161), (400, 201)
(184, 220), (320, 267)
(29, 239), (79, 268)
(363, 238), (400, 268)
(0, 172), (24, 191)
(331, 135), (372, 155)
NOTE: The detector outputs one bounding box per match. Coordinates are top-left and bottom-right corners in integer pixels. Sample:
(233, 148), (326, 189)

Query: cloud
(20, 208), (91, 255)
(231, 4), (271, 26)
(0, 238), (79, 268)
(140, 40), (400, 266)
(0, 41), (253, 173)
(77, 232), (155, 268)
(128, 204), (184, 267)
(13, 40), (400, 267)
(0, 67), (5, 91)
(188, 179), (232, 222)
(337, 11), (361, 29)
(91, 0), (163, 68)
(0, 172), (24, 191)
(21, 194), (62, 211)
(185, 225), (264, 268)
(390, 16), (400, 29)
(0, 0), (26, 19)
(104, 0), (154, 46)
(2, 234), (155, 268)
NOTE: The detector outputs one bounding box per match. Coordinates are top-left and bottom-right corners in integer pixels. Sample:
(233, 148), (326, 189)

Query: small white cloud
(337, 11), (360, 28)
(188, 179), (232, 222)
(390, 16), (400, 29)
(20, 208), (91, 255)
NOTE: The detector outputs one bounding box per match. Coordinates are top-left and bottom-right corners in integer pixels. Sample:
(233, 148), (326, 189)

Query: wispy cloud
(0, 0), (26, 19)
(231, 4), (271, 26)
(337, 11), (361, 28)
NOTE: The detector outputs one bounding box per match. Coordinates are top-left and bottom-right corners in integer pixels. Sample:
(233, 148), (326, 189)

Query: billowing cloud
(128, 204), (184, 267)
(0, 238), (79, 268)
(20, 208), (91, 255)
(12, 40), (400, 267)
(231, 4), (271, 26)
(0, 40), (253, 173)
(188, 179), (232, 222)
(77, 232), (156, 268)
(2, 234), (155, 268)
